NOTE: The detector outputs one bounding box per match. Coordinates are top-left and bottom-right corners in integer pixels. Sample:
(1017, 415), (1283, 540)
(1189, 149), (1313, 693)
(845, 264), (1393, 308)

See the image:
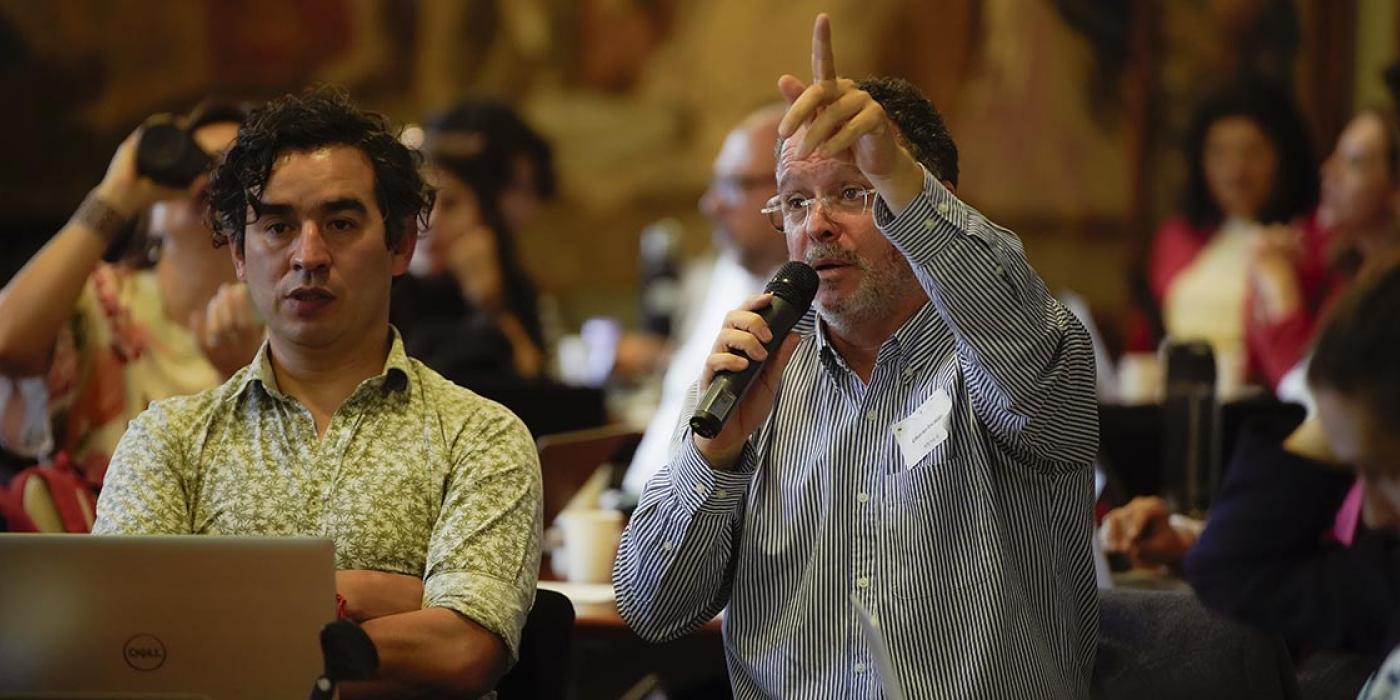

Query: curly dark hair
(1180, 81), (1318, 229)
(205, 87), (433, 251)
(857, 77), (959, 187)
(1309, 262), (1400, 431)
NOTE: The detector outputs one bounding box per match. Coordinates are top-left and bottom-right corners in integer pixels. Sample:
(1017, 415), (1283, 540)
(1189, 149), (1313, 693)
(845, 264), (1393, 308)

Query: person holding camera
(0, 99), (263, 493)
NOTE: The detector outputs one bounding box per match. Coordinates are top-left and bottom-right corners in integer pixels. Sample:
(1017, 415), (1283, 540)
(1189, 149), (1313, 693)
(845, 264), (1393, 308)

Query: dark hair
(856, 77), (959, 187)
(1308, 262), (1400, 428)
(205, 87), (433, 251)
(1180, 82), (1318, 229)
(422, 99), (552, 345)
(425, 98), (556, 202)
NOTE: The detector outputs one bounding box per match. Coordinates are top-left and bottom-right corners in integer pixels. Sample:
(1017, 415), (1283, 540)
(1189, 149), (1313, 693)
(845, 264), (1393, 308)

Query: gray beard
(807, 242), (919, 336)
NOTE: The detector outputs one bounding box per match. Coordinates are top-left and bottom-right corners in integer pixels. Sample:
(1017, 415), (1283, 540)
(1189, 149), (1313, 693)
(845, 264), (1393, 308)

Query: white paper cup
(556, 509), (624, 583)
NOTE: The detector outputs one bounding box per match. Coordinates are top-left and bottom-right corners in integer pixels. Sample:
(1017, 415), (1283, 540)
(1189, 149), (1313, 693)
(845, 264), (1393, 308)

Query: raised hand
(775, 14), (924, 212)
(445, 224), (506, 313)
(192, 281), (265, 379)
(93, 124), (189, 219)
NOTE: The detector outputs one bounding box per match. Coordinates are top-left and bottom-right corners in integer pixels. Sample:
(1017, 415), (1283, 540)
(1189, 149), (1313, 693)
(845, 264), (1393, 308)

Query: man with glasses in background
(615, 15), (1098, 697)
(622, 104), (790, 496)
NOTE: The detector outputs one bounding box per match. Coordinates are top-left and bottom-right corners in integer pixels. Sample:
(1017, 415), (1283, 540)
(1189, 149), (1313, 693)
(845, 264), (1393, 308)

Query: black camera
(135, 116), (211, 187)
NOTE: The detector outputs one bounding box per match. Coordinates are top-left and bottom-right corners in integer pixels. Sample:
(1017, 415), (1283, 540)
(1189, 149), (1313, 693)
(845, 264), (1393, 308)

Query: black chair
(1093, 588), (1299, 699)
(496, 588), (575, 699)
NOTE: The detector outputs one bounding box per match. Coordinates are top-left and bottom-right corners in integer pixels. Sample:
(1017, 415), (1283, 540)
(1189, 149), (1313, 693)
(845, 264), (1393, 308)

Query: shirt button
(865, 410), (878, 422)
(936, 202), (951, 215)
(856, 576), (870, 589)
(854, 662), (867, 674)
(923, 218), (937, 230)
(716, 489), (728, 499)
(661, 541), (673, 552)
(857, 492), (870, 504)
(693, 483), (707, 496)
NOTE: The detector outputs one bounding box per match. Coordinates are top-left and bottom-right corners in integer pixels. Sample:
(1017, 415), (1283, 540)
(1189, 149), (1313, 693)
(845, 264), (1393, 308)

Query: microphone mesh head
(764, 261), (819, 308)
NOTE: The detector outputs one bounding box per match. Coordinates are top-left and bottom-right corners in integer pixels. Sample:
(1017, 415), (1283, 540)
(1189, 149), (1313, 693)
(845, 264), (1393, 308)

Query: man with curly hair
(93, 88), (542, 698)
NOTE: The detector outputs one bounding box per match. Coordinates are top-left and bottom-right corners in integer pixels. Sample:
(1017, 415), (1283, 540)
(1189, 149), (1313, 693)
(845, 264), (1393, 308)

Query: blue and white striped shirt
(614, 169), (1100, 698)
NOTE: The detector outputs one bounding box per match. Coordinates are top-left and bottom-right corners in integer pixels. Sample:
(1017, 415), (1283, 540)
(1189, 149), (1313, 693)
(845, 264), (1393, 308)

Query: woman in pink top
(1141, 82), (1326, 391)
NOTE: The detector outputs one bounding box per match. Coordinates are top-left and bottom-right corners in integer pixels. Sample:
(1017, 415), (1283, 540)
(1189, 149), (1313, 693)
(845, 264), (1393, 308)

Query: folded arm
(341, 607), (510, 699)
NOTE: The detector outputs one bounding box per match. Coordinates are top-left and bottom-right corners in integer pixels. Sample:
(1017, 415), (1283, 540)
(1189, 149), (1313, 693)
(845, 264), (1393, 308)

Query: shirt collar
(810, 301), (941, 383)
(238, 327), (413, 402)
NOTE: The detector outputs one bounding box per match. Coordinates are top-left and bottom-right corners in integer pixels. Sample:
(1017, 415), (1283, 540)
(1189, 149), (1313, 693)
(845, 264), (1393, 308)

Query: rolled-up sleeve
(425, 404), (542, 660)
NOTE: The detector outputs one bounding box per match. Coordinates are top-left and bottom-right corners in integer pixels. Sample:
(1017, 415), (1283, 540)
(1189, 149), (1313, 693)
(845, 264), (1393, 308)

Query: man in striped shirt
(614, 14), (1099, 698)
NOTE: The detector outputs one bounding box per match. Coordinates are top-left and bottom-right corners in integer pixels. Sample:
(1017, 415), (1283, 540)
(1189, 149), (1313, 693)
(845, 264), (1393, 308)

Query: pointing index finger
(811, 13), (836, 84)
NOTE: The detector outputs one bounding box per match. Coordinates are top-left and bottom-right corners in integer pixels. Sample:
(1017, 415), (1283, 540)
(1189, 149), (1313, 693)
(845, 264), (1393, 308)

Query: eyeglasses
(761, 186), (879, 232)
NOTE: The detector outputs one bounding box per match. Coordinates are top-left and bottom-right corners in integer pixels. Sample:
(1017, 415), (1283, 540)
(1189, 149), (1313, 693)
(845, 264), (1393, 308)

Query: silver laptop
(0, 534), (336, 699)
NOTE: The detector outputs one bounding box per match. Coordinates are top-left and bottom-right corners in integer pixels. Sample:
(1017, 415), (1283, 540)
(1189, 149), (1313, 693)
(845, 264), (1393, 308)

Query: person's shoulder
(152, 362), (254, 415)
(407, 358), (529, 430)
(127, 375), (237, 445)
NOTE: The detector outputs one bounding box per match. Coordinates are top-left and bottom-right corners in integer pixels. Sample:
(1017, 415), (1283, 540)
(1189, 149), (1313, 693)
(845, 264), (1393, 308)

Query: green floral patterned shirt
(93, 331), (542, 658)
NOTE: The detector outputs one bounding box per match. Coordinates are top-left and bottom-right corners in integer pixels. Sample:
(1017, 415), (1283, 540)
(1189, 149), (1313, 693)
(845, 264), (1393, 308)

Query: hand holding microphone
(691, 261), (818, 468)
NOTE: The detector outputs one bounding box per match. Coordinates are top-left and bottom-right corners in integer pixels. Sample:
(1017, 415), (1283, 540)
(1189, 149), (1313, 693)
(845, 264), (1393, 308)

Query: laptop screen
(0, 534), (336, 700)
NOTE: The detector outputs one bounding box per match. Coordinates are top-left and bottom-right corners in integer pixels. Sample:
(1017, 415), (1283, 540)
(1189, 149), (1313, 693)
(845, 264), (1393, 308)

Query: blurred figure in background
(1143, 82), (1324, 393)
(1184, 260), (1400, 697)
(392, 98), (553, 387)
(1104, 72), (1400, 571)
(0, 99), (261, 489)
(621, 104), (789, 496)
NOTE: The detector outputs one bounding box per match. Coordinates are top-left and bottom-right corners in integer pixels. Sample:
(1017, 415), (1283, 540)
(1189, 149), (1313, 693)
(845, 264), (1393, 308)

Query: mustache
(804, 244), (863, 269)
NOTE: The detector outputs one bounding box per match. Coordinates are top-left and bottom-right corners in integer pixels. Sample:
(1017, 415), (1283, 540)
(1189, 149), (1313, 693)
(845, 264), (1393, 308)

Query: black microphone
(690, 261), (819, 439)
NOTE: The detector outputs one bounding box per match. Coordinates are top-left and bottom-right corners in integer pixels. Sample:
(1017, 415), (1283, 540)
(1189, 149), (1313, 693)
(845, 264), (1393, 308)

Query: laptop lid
(0, 534), (336, 700)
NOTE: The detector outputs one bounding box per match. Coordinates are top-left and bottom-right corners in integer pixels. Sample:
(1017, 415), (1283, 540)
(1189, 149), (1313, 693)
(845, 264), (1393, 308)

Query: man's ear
(390, 217), (417, 276)
(230, 238), (246, 281)
(941, 179), (956, 194)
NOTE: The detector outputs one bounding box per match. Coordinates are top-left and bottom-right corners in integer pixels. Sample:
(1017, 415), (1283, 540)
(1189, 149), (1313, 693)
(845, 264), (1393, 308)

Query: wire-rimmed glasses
(761, 186), (878, 232)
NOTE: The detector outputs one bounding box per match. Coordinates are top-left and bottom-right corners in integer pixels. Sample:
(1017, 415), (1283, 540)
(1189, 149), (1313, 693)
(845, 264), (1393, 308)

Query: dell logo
(122, 634), (167, 671)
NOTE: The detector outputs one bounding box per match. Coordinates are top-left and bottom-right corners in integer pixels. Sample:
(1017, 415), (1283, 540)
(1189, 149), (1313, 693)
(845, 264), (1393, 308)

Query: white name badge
(892, 389), (952, 469)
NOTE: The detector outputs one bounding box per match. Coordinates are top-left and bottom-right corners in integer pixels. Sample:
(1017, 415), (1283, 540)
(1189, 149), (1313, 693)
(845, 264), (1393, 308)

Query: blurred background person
(1141, 81), (1323, 395)
(393, 98), (611, 438)
(1183, 259), (1400, 696)
(1104, 69), (1400, 572)
(620, 104), (788, 497)
(0, 99), (261, 490)
(393, 98), (553, 387)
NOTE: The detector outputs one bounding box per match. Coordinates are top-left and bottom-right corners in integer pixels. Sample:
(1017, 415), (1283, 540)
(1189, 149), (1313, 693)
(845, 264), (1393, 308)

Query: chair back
(536, 425), (642, 525)
(496, 588), (575, 699)
(1093, 588), (1299, 699)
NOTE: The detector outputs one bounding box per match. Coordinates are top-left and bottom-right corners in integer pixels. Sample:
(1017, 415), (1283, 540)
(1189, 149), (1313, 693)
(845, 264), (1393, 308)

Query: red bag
(1, 453), (98, 533)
